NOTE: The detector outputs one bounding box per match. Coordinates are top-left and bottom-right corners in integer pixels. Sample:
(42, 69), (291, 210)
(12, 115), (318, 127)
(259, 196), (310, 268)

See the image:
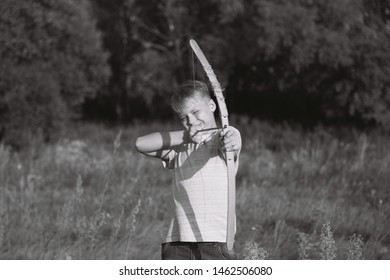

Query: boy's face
(176, 93), (217, 131)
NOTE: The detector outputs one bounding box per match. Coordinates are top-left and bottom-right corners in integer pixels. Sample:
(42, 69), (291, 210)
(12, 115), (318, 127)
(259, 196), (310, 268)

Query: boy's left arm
(220, 126), (241, 170)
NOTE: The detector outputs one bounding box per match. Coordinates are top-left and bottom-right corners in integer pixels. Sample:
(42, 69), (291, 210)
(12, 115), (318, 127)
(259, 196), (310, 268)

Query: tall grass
(0, 118), (389, 259)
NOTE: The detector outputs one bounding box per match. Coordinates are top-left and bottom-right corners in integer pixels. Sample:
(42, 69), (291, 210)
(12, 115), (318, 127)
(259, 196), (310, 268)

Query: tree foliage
(2, 0), (390, 139)
(89, 0), (245, 120)
(0, 0), (110, 148)
(247, 0), (390, 125)
(90, 0), (390, 127)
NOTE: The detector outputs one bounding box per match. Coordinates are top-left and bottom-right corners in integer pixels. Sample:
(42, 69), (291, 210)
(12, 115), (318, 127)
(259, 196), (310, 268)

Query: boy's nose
(187, 114), (197, 125)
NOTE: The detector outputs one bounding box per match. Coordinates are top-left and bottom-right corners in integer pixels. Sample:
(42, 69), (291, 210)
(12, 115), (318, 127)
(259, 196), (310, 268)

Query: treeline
(0, 0), (109, 148)
(1, 0), (390, 148)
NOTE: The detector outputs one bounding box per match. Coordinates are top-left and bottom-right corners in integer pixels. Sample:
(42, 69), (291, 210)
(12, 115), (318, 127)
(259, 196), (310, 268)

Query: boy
(135, 80), (241, 260)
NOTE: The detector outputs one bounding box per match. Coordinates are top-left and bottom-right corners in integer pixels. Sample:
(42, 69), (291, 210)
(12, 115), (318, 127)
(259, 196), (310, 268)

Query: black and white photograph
(0, 0), (390, 265)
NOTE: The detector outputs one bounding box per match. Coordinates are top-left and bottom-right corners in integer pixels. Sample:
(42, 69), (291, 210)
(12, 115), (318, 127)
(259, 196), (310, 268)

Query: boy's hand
(220, 126), (241, 155)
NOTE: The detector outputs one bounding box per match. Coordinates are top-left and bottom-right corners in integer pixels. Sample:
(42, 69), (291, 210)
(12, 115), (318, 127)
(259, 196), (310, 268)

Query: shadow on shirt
(171, 137), (224, 241)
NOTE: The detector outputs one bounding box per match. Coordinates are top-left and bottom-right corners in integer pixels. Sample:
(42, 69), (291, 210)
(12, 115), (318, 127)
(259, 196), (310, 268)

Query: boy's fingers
(219, 126), (241, 153)
(220, 129), (234, 139)
(221, 137), (237, 148)
(221, 144), (237, 152)
(222, 133), (239, 144)
(222, 138), (241, 151)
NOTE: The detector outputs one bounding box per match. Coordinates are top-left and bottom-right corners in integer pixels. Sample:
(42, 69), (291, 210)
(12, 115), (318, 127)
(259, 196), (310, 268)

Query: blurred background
(1, 0), (390, 147)
(0, 0), (390, 260)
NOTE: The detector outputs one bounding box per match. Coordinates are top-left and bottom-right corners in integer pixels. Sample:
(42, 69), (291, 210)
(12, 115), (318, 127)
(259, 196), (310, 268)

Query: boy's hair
(171, 80), (211, 112)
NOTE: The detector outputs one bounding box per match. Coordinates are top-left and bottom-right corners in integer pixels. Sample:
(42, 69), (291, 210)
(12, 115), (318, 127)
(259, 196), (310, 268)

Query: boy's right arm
(135, 130), (189, 159)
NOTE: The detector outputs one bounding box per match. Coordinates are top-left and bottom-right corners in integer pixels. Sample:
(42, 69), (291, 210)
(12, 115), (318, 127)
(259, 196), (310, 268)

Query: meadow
(0, 117), (389, 260)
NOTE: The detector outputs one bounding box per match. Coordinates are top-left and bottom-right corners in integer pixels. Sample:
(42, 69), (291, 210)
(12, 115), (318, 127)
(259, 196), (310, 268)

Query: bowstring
(192, 48), (196, 90)
(191, 46), (207, 229)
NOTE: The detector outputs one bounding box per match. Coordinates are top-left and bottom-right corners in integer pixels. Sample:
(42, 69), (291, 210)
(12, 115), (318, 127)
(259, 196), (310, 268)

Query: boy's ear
(209, 99), (216, 112)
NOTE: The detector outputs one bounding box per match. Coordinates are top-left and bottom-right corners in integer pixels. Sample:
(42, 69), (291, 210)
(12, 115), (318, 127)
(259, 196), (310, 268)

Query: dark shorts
(161, 242), (237, 260)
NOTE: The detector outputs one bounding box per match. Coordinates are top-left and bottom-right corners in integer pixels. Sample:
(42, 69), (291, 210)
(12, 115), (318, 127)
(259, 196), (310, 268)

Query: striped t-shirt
(162, 131), (237, 243)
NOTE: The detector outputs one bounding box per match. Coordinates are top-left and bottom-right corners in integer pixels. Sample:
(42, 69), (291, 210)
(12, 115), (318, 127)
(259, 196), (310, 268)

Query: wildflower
(346, 234), (364, 260)
(320, 221), (337, 260)
(242, 241), (269, 260)
(297, 232), (312, 260)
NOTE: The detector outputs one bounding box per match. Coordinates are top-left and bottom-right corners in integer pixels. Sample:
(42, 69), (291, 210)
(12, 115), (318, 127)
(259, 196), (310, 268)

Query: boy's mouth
(189, 123), (204, 131)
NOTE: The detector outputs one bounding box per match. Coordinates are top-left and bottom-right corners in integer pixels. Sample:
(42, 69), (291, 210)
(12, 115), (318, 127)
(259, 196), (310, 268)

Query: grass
(0, 117), (389, 259)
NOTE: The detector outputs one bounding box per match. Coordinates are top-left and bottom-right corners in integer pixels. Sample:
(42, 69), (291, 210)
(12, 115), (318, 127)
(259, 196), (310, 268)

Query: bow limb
(189, 39), (236, 250)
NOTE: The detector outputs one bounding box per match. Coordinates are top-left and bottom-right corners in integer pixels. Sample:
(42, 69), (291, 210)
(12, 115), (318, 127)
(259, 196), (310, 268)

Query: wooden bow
(189, 39), (236, 250)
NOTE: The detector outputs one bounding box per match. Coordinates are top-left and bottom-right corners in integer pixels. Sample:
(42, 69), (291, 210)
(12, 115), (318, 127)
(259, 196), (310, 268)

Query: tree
(229, 0), (390, 125)
(89, 0), (245, 120)
(0, 0), (110, 148)
(88, 0), (390, 127)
